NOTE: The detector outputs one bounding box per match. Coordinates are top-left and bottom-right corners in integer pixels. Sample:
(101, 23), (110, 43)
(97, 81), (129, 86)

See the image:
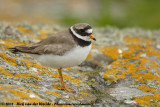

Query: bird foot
(63, 85), (75, 93)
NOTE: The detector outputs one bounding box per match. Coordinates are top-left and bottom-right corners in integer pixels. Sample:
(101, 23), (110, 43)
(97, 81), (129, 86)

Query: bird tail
(8, 47), (21, 53)
(8, 43), (39, 54)
(8, 45), (30, 53)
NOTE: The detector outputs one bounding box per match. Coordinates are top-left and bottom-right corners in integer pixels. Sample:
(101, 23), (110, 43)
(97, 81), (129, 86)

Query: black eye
(80, 29), (85, 32)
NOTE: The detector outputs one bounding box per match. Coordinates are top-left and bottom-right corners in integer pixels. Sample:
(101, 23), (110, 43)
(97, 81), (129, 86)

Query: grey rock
(1, 23), (160, 107)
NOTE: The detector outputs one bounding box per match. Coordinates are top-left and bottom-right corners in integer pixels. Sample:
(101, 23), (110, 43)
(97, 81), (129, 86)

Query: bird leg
(58, 68), (75, 93)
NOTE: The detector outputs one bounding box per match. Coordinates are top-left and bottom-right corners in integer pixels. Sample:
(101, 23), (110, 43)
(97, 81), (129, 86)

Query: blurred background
(0, 0), (160, 29)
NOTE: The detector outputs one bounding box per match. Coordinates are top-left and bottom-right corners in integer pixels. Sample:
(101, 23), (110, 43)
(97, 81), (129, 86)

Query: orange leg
(58, 68), (75, 93)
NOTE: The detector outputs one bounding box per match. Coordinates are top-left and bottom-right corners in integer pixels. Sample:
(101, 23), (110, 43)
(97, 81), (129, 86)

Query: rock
(0, 23), (96, 106)
(0, 22), (160, 107)
(4, 26), (14, 35)
(81, 49), (114, 71)
(101, 32), (160, 106)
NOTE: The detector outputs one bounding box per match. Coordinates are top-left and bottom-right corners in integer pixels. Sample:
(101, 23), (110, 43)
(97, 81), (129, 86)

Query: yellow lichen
(0, 68), (13, 77)
(99, 46), (120, 59)
(78, 90), (87, 96)
(104, 58), (160, 83)
(0, 84), (56, 106)
(134, 95), (160, 107)
(37, 68), (57, 79)
(38, 29), (53, 35)
(123, 45), (144, 59)
(46, 91), (61, 97)
(52, 84), (64, 90)
(52, 73), (80, 86)
(0, 38), (29, 49)
(35, 35), (48, 41)
(137, 86), (160, 93)
(124, 36), (155, 44)
(15, 73), (43, 80)
(26, 83), (40, 89)
(102, 38), (160, 106)
(20, 59), (42, 69)
(35, 29), (53, 41)
(0, 52), (17, 65)
(16, 26), (33, 35)
(86, 53), (93, 60)
(0, 87), (30, 99)
(65, 68), (71, 70)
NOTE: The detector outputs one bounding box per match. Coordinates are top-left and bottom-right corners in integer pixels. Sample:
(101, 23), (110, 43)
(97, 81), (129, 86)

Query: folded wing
(9, 30), (75, 55)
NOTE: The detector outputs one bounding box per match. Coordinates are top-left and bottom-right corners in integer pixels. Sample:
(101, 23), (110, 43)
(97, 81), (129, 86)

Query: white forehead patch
(86, 29), (93, 34)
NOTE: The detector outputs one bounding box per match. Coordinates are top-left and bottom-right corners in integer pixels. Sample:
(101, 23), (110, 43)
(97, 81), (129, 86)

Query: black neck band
(69, 28), (91, 47)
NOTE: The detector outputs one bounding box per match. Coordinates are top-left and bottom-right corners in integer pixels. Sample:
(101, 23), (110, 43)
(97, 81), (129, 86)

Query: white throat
(70, 26), (91, 41)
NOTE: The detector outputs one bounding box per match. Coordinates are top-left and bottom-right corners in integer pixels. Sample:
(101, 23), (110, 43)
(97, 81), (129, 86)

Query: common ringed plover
(9, 23), (96, 92)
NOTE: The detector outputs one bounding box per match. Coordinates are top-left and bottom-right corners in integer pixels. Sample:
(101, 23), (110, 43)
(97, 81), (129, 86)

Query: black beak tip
(93, 38), (96, 41)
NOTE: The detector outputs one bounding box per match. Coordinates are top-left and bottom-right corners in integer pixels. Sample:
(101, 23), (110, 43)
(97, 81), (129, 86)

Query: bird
(9, 23), (96, 92)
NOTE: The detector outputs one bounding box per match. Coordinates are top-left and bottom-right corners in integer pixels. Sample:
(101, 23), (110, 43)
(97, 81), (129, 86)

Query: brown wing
(9, 30), (75, 55)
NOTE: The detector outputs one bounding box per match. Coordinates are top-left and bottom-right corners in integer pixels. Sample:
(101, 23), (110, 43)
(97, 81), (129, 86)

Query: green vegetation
(61, 0), (160, 29)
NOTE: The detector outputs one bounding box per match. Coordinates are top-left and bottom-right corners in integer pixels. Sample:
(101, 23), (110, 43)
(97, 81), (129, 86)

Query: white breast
(38, 44), (91, 68)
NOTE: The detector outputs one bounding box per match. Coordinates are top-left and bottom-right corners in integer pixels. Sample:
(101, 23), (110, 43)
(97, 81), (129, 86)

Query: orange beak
(89, 34), (96, 41)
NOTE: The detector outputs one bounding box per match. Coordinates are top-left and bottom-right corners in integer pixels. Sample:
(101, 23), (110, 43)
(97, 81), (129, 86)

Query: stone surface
(0, 22), (160, 107)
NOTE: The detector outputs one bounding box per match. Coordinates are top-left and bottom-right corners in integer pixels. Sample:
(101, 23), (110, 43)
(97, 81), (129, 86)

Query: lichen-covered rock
(100, 29), (160, 107)
(0, 23), (96, 106)
(0, 22), (160, 107)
